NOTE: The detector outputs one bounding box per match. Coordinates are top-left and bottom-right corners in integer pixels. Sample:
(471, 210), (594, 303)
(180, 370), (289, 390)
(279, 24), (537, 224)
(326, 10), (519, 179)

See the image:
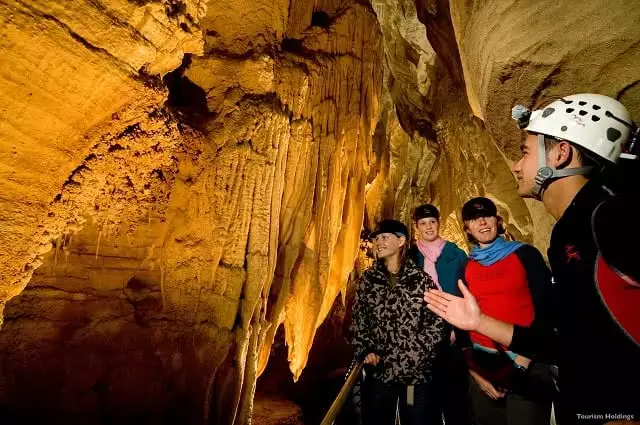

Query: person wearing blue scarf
(469, 236), (524, 267)
(456, 197), (553, 425)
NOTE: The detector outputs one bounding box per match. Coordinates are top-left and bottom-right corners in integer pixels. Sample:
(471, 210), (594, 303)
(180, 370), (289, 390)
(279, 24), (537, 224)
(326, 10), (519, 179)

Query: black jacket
(510, 181), (640, 423)
(351, 258), (447, 384)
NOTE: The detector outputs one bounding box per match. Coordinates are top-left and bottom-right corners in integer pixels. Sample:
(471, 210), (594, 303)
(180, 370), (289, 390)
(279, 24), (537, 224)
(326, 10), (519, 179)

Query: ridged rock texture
(0, 0), (638, 424)
(367, 0), (542, 250)
(449, 0), (640, 157)
(0, 0), (382, 423)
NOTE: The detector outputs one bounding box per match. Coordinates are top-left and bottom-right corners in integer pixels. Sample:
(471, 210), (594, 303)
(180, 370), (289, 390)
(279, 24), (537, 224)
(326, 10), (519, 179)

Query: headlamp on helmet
(511, 104), (532, 129)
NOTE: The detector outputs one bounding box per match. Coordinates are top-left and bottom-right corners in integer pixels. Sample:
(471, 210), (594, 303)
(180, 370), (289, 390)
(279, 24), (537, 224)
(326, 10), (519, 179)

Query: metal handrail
(319, 361), (363, 425)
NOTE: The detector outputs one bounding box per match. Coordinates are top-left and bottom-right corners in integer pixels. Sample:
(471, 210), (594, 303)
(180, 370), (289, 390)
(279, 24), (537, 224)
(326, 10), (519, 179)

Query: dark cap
(413, 204), (440, 221)
(369, 219), (409, 240)
(462, 197), (498, 221)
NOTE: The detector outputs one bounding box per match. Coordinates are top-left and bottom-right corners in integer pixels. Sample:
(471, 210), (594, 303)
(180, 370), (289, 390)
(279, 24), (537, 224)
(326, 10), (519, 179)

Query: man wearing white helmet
(425, 94), (640, 425)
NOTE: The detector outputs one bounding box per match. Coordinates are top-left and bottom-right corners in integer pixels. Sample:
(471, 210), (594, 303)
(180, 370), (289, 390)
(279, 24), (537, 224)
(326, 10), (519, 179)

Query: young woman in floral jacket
(351, 219), (447, 425)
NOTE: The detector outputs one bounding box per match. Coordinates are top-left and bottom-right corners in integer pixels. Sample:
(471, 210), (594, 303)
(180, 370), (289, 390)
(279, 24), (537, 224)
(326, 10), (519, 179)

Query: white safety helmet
(512, 94), (637, 199)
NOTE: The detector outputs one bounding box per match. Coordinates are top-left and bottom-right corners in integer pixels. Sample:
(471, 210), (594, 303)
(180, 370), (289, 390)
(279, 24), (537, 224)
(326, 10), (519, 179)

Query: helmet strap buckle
(532, 167), (554, 199)
(530, 134), (551, 199)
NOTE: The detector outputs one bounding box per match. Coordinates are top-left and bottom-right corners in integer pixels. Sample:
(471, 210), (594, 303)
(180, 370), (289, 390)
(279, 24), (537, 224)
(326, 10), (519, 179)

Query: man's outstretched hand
(424, 280), (481, 331)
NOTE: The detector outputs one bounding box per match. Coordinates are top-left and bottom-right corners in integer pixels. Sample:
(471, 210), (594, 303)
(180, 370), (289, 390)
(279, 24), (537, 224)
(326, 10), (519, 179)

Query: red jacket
(463, 245), (552, 352)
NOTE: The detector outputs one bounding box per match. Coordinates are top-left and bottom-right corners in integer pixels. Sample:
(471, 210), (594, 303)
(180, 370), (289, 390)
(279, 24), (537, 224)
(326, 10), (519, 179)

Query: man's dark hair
(543, 137), (602, 169)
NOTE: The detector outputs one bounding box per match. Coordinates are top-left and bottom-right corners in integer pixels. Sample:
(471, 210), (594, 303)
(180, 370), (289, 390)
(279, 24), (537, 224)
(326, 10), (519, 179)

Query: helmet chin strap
(531, 134), (595, 200)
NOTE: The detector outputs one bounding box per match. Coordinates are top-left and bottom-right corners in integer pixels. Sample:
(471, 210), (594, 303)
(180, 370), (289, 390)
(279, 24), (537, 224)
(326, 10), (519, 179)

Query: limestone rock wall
(448, 0), (640, 157)
(0, 0), (383, 423)
(364, 87), (437, 231)
(0, 0), (204, 321)
(366, 0), (438, 229)
(179, 3), (383, 423)
(0, 105), (225, 422)
(368, 0), (541, 250)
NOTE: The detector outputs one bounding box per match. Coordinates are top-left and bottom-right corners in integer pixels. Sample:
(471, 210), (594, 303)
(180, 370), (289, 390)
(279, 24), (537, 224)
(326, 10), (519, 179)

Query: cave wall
(0, 107), (224, 423)
(448, 0), (640, 158)
(364, 0), (640, 262)
(0, 218), (214, 424)
(183, 3), (384, 424)
(0, 0), (204, 318)
(443, 0), (640, 251)
(0, 0), (383, 423)
(367, 0), (542, 250)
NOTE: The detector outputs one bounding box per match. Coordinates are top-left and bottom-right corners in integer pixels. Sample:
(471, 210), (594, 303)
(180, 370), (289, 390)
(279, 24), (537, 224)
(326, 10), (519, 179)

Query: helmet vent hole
(593, 105), (601, 110)
(561, 125), (568, 131)
(607, 128), (622, 142)
(566, 108), (575, 113)
(579, 110), (588, 116)
(579, 101), (587, 106)
(591, 115), (600, 122)
(542, 108), (555, 118)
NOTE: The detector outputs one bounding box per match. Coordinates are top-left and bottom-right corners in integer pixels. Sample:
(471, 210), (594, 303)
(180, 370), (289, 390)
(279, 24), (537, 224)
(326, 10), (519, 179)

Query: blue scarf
(469, 237), (524, 266)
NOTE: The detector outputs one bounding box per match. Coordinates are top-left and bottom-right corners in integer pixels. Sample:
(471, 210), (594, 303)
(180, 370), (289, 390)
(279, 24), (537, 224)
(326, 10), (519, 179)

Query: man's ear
(399, 236), (406, 247)
(550, 141), (573, 167)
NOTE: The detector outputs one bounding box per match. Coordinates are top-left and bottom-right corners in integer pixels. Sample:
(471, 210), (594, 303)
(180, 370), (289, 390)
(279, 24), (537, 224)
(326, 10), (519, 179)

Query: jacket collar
(371, 257), (420, 279)
(434, 241), (457, 263)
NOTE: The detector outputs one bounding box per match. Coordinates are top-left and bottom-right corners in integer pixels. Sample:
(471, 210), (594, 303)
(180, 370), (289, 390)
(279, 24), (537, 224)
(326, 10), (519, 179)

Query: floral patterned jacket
(351, 258), (447, 384)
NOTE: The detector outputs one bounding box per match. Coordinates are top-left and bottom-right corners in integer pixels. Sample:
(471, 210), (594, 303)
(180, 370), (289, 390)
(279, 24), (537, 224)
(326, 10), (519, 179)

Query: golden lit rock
(368, 0), (542, 250)
(0, 0), (383, 423)
(0, 0), (204, 319)
(448, 0), (640, 157)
